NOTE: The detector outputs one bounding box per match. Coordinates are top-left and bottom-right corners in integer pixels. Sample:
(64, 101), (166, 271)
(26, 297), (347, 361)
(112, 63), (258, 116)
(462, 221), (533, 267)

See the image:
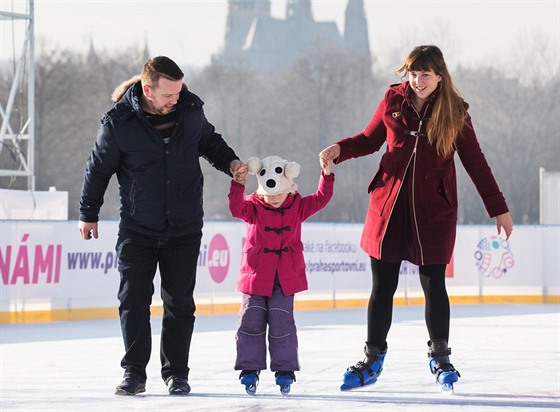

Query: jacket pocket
(289, 243), (306, 272)
(129, 180), (137, 216)
(424, 168), (457, 223)
(240, 245), (261, 274)
(367, 158), (398, 216)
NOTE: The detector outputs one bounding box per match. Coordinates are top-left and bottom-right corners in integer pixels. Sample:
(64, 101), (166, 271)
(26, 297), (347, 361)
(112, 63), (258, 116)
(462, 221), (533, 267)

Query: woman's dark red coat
(335, 82), (509, 265)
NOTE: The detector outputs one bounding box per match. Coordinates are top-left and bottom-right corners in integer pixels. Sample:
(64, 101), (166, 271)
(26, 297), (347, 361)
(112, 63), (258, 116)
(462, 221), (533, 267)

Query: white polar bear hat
(246, 156), (300, 196)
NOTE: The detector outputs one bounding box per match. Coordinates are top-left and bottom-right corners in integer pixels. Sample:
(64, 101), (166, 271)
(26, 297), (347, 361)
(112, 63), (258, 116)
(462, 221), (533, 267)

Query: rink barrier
(1, 294), (558, 324)
(1, 221), (559, 324)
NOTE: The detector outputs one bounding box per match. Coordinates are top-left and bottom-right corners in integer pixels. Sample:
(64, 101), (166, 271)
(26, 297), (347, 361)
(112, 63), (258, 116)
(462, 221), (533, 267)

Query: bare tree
(3, 32), (557, 225)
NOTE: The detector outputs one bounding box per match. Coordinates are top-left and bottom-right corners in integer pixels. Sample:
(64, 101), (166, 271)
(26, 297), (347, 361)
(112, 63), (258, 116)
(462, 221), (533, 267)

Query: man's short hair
(141, 56), (184, 88)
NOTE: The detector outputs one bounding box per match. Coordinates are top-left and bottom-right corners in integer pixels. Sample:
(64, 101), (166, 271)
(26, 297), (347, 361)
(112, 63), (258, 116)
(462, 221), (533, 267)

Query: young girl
(228, 155), (334, 395)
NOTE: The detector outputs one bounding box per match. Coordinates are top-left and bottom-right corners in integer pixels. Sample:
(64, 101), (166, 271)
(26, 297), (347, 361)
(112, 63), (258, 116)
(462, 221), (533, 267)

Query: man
(78, 56), (244, 396)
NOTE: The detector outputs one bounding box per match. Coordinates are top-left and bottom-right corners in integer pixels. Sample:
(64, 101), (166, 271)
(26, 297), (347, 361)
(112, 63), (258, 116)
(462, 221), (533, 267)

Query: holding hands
(319, 144), (340, 175)
(231, 159), (248, 185)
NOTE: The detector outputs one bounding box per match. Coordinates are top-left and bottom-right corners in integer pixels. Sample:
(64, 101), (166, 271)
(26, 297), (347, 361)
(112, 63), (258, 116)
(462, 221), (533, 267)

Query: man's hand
(78, 221), (98, 240)
(229, 159), (245, 175)
(233, 164), (248, 185)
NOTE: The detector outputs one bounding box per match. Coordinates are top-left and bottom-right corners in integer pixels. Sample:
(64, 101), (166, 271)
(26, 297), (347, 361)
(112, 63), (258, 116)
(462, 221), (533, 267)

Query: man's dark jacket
(79, 78), (238, 237)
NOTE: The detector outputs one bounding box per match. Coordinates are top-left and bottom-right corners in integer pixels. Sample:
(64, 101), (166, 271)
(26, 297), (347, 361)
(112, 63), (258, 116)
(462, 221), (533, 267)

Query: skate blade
(440, 383), (455, 394)
(115, 388), (145, 396)
(340, 383), (356, 391)
(340, 377), (378, 392)
(279, 384), (291, 395)
(340, 383), (371, 391)
(438, 371), (458, 394)
(245, 384), (257, 396)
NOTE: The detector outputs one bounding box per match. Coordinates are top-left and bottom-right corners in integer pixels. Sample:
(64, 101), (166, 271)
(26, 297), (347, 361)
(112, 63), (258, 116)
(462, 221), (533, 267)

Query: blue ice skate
(340, 343), (386, 391)
(428, 340), (461, 393)
(275, 371), (296, 395)
(239, 370), (260, 395)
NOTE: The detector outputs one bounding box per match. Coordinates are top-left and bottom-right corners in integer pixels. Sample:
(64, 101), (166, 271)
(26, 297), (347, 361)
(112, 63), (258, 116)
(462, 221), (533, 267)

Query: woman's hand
(496, 212), (513, 240)
(319, 144), (340, 170)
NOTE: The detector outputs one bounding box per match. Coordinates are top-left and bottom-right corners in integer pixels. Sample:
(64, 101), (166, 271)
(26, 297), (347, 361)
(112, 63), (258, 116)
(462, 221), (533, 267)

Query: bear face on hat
(247, 156), (300, 196)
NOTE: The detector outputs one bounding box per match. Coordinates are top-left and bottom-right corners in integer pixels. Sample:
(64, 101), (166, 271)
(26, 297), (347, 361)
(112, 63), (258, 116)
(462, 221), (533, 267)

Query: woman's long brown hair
(397, 45), (467, 156)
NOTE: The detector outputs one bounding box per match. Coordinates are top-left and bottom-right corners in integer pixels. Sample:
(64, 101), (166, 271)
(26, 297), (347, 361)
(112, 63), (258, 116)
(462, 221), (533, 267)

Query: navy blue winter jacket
(79, 79), (239, 237)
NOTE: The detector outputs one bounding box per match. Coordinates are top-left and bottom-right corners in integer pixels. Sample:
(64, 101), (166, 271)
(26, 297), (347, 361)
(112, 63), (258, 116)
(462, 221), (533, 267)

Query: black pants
(116, 230), (201, 382)
(367, 257), (450, 349)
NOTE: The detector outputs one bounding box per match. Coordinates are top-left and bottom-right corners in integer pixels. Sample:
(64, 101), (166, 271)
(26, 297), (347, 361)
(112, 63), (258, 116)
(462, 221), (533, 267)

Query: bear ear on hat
(284, 161), (300, 179)
(246, 157), (262, 175)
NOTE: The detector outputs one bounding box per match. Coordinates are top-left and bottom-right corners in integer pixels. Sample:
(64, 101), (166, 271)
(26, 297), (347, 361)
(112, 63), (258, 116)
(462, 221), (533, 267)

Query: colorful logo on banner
(474, 236), (514, 278)
(207, 234), (230, 283)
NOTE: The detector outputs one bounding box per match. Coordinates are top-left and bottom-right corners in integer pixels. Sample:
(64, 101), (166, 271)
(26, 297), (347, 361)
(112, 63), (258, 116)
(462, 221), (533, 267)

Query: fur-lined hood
(111, 75), (142, 103)
(110, 75), (190, 103)
(105, 76), (200, 125)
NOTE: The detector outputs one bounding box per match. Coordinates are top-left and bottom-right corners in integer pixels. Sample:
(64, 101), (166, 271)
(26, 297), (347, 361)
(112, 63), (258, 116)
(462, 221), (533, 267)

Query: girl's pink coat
(228, 172), (334, 296)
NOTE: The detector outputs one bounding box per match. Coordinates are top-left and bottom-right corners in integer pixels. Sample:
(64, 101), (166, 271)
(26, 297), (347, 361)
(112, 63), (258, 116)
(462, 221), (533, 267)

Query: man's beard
(154, 106), (170, 115)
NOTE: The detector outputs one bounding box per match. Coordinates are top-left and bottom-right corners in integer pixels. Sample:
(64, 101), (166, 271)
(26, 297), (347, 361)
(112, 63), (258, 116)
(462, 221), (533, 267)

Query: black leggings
(367, 257), (450, 349)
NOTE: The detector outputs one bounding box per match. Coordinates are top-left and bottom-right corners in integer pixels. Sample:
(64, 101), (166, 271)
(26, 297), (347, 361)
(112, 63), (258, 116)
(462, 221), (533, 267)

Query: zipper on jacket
(379, 103), (429, 265)
(129, 180), (137, 216)
(410, 126), (424, 265)
(410, 104), (430, 265)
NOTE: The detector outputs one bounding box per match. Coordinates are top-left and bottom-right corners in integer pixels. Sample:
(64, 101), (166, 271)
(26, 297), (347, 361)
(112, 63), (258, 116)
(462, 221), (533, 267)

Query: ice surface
(1, 304), (559, 411)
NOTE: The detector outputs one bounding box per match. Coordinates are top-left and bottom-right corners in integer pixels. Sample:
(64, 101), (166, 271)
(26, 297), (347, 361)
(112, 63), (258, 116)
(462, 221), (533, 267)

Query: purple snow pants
(234, 279), (300, 372)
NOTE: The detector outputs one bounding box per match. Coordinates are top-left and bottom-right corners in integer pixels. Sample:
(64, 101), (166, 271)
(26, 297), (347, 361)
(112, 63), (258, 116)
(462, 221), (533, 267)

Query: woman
(319, 45), (513, 393)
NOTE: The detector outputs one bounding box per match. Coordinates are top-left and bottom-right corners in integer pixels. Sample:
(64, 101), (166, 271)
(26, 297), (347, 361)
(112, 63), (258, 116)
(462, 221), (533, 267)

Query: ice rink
(1, 304), (559, 412)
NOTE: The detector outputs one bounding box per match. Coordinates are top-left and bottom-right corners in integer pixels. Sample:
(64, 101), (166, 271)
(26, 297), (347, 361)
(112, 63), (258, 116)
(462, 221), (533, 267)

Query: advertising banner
(1, 221), (558, 322)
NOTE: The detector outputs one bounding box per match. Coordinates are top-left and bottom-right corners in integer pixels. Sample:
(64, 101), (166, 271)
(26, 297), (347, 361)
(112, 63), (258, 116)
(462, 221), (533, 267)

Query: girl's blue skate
(428, 340), (461, 393)
(340, 343), (386, 391)
(275, 371), (296, 395)
(239, 370), (260, 395)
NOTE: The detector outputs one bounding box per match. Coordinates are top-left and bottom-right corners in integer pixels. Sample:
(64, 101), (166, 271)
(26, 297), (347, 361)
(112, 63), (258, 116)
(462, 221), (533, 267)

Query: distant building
(214, 0), (370, 73)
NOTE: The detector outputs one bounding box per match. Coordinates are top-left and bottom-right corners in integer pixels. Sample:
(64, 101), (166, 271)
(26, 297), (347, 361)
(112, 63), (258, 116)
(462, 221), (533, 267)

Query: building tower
(343, 0), (370, 55)
(216, 0), (371, 73)
(286, 0), (312, 20)
(223, 0), (271, 57)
